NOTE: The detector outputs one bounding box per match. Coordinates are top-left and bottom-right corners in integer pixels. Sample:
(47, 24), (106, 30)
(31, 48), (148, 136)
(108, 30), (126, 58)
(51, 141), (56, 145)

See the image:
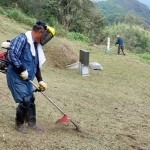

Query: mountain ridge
(97, 0), (150, 26)
(93, 0), (150, 7)
(137, 0), (150, 7)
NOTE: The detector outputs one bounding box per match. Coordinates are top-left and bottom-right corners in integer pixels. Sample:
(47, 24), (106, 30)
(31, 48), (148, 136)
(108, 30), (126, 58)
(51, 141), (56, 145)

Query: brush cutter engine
(0, 61), (7, 73)
(0, 52), (8, 73)
(0, 41), (10, 74)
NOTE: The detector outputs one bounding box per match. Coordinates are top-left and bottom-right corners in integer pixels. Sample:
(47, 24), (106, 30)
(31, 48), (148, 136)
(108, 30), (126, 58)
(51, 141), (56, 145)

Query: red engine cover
(0, 52), (7, 59)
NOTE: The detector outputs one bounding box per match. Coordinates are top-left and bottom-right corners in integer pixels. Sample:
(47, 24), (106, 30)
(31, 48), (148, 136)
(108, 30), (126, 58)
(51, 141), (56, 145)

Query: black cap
(33, 20), (48, 30)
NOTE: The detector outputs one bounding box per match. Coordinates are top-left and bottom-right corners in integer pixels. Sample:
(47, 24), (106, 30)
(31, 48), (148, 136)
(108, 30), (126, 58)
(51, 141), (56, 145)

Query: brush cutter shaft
(29, 80), (65, 115)
(29, 80), (80, 131)
(70, 120), (79, 130)
(41, 90), (65, 115)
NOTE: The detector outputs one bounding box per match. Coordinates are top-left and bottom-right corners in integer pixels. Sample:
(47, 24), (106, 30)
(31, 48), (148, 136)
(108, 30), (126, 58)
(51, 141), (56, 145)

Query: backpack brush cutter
(0, 55), (9, 74)
(0, 41), (11, 74)
(30, 80), (80, 132)
(0, 59), (80, 132)
(0, 41), (80, 132)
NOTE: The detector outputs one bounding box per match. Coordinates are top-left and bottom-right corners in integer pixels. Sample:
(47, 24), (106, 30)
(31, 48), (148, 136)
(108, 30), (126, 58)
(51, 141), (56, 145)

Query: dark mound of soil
(48, 44), (78, 68)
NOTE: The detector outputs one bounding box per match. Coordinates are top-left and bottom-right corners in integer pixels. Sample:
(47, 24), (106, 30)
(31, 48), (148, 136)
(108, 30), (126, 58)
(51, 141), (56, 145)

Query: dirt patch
(47, 44), (78, 68)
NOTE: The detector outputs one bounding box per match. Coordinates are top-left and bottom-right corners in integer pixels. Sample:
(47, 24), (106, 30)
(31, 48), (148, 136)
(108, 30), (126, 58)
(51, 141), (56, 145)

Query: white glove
(39, 81), (47, 91)
(20, 70), (28, 80)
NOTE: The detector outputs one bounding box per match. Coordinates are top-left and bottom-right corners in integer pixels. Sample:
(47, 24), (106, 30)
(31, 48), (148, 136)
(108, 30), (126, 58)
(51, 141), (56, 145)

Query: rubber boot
(27, 103), (43, 132)
(121, 46), (125, 55)
(118, 46), (120, 55)
(15, 103), (27, 133)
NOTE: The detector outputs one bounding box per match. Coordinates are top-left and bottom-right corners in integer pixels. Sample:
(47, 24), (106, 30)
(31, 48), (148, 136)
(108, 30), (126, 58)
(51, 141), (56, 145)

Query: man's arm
(115, 39), (119, 45)
(7, 34), (26, 69)
(36, 66), (47, 91)
(36, 67), (43, 82)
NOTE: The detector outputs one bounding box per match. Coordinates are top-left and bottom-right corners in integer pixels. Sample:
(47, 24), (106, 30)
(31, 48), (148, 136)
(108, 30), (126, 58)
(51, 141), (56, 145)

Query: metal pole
(30, 80), (65, 115)
(29, 80), (80, 131)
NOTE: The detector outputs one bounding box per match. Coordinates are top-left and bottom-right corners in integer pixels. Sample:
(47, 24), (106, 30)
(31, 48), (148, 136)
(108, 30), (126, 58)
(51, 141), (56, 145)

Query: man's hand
(20, 70), (28, 80)
(39, 81), (47, 91)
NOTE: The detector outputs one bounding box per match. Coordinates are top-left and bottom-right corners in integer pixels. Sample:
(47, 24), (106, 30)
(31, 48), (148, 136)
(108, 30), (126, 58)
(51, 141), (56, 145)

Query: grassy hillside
(0, 14), (150, 150)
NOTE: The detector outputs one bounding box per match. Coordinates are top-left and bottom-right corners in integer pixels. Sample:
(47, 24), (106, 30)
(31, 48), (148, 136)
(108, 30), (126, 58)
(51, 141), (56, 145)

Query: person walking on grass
(6, 20), (55, 133)
(115, 35), (125, 55)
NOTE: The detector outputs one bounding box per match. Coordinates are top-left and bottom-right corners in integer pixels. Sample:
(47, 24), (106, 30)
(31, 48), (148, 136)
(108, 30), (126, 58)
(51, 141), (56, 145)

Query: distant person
(6, 20), (55, 133)
(115, 35), (125, 55)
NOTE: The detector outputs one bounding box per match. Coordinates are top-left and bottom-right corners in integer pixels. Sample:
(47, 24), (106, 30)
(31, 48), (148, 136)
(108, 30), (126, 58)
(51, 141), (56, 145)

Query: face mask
(40, 30), (53, 46)
(40, 26), (55, 46)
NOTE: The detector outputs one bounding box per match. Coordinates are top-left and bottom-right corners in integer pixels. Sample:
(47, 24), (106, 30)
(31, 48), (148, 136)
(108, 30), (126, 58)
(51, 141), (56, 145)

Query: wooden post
(107, 37), (110, 52)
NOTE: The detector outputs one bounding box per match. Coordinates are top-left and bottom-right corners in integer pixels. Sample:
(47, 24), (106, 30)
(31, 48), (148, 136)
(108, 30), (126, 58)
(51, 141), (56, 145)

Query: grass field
(0, 14), (150, 150)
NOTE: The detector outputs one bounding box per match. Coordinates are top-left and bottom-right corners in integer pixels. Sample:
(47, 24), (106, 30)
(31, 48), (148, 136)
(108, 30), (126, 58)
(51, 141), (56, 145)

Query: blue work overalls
(6, 35), (39, 103)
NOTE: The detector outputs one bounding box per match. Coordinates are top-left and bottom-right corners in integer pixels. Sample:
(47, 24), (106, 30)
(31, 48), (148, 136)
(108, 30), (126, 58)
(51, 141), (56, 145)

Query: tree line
(0, 0), (105, 44)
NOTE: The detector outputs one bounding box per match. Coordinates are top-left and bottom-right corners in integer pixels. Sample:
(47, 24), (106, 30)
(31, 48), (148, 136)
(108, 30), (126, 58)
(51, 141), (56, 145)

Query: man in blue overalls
(7, 21), (55, 133)
(116, 35), (125, 55)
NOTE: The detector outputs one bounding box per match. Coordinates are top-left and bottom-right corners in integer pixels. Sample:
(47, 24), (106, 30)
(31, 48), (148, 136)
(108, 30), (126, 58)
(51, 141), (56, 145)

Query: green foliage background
(105, 23), (150, 53)
(0, 0), (104, 43)
(0, 0), (150, 56)
(97, 0), (150, 56)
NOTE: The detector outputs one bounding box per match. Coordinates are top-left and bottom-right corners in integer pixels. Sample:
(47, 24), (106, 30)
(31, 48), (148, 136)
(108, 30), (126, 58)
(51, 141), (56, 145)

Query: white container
(1, 42), (10, 49)
(89, 62), (103, 70)
(79, 62), (90, 76)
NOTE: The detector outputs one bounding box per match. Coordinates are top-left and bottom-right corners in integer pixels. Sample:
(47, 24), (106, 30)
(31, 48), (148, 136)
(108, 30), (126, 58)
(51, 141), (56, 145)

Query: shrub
(0, 7), (7, 15)
(0, 7), (36, 26)
(5, 9), (36, 26)
(104, 23), (150, 54)
(140, 53), (150, 61)
(67, 32), (91, 43)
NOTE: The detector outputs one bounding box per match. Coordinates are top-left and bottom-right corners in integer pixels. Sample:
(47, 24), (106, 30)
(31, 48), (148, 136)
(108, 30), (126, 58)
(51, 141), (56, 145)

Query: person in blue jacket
(115, 35), (125, 55)
(6, 20), (55, 133)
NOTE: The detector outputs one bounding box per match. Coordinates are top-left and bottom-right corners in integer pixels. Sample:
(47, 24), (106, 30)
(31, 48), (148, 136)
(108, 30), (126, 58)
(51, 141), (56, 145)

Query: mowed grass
(0, 14), (150, 150)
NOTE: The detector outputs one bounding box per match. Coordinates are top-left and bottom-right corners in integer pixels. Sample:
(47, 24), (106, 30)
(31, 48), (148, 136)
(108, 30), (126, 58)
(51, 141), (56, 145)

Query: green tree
(0, 0), (104, 43)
